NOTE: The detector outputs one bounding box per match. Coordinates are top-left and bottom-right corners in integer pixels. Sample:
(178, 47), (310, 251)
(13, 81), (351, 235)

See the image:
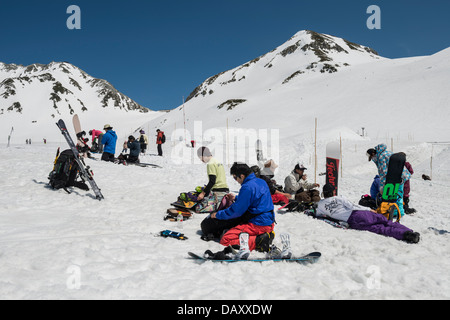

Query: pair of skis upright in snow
(56, 119), (105, 201)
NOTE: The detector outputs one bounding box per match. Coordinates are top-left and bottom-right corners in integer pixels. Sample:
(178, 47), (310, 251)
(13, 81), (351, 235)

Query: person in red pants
(206, 163), (276, 260)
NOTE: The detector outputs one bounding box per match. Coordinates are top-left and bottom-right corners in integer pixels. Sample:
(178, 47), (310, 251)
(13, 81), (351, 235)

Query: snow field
(0, 138), (449, 300)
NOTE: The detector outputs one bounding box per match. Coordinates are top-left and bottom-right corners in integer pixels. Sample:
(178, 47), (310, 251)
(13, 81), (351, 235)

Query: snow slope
(0, 139), (449, 300)
(145, 31), (450, 143)
(0, 30), (449, 300)
(0, 62), (161, 143)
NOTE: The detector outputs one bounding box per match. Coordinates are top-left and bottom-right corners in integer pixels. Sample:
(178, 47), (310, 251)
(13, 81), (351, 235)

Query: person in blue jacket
(101, 124), (117, 162)
(207, 163), (275, 258)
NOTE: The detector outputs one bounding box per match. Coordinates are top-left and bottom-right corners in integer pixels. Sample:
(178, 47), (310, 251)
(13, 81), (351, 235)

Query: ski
(326, 141), (340, 196)
(127, 162), (162, 168)
(56, 119), (105, 201)
(188, 251), (321, 264)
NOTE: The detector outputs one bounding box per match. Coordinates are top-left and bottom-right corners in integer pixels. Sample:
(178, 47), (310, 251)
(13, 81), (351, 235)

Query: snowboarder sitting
(196, 147), (229, 213)
(119, 136), (140, 164)
(251, 165), (291, 205)
(316, 184), (420, 243)
(284, 163), (320, 203)
(204, 163), (276, 260)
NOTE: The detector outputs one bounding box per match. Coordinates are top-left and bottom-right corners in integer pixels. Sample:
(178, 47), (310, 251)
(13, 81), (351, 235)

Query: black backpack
(161, 133), (166, 144)
(48, 149), (87, 191)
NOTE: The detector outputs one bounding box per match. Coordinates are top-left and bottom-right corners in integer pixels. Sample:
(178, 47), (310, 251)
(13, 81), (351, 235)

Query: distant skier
(138, 130), (149, 154)
(156, 129), (165, 156)
(101, 124), (117, 162)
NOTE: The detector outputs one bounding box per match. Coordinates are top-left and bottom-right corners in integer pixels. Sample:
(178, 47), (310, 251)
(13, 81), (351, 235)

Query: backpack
(48, 149), (84, 190)
(161, 133), (166, 144)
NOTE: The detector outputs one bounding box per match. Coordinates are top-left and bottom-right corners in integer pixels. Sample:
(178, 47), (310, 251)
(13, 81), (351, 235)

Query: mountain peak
(186, 30), (381, 102)
(0, 61), (149, 118)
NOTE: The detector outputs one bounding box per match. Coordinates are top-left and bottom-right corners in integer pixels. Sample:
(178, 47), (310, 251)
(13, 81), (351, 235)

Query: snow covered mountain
(186, 30), (381, 103)
(146, 30), (450, 143)
(0, 61), (160, 142)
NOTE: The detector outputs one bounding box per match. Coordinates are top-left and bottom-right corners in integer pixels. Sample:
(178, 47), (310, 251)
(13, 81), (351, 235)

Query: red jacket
(156, 131), (164, 145)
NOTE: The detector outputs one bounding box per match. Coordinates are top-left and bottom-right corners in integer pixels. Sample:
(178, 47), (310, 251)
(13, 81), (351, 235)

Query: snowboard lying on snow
(187, 251), (321, 264)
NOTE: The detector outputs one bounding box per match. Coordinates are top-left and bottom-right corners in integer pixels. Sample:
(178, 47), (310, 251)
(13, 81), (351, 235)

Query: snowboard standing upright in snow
(326, 141), (340, 196)
(368, 144), (411, 220)
(378, 152), (406, 221)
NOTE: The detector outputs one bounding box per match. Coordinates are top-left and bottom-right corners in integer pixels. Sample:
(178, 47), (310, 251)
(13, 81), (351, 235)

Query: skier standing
(138, 130), (148, 154)
(156, 129), (165, 156)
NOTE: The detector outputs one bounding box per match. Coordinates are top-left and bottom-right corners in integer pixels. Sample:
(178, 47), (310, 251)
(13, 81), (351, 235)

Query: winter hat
(295, 163), (307, 171)
(140, 130), (145, 134)
(366, 148), (376, 161)
(197, 146), (212, 158)
(128, 135), (135, 141)
(322, 183), (335, 197)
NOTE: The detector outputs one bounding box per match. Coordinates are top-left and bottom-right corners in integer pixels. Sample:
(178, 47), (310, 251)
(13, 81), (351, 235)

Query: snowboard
(378, 152), (406, 221)
(72, 114), (82, 135)
(382, 153), (406, 203)
(188, 251), (321, 264)
(56, 119), (105, 201)
(255, 139), (264, 163)
(326, 141), (340, 196)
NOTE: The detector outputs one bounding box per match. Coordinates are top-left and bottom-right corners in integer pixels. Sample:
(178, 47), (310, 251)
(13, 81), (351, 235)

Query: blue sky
(1, 0), (449, 110)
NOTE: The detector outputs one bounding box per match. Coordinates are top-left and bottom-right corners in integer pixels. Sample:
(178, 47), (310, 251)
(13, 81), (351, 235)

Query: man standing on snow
(101, 124), (117, 162)
(138, 130), (148, 154)
(156, 129), (165, 156)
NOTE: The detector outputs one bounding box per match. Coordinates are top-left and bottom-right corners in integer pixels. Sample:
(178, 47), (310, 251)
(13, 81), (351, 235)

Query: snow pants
(220, 223), (275, 251)
(348, 210), (412, 240)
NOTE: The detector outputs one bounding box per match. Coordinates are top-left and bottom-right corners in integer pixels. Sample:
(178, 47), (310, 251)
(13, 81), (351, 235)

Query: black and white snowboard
(188, 251), (321, 264)
(56, 119), (105, 200)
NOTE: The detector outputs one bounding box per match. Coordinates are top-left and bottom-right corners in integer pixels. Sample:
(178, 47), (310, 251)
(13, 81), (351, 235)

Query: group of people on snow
(80, 125), (165, 163)
(194, 143), (420, 259)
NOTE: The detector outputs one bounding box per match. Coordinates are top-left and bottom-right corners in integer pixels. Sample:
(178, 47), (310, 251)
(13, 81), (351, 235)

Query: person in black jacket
(122, 136), (140, 163)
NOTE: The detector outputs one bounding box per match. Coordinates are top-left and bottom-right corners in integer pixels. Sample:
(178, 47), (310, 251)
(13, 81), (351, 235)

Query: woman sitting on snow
(316, 184), (420, 243)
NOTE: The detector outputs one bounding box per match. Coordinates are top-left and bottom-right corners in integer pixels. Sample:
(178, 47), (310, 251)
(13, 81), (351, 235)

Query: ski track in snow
(0, 141), (449, 300)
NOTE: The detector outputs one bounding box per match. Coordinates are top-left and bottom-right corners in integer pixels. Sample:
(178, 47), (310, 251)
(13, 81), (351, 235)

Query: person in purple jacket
(317, 184), (420, 243)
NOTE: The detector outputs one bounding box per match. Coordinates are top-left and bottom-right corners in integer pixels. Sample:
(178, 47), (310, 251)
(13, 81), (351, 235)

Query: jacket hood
(375, 144), (387, 155)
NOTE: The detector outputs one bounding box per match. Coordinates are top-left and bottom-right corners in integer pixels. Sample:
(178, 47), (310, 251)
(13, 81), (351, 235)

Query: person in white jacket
(316, 184), (420, 243)
(284, 163), (320, 202)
